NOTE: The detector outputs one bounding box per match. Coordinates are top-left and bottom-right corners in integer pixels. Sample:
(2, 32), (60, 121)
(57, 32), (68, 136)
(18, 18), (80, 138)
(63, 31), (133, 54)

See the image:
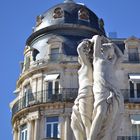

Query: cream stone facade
(10, 1), (140, 140)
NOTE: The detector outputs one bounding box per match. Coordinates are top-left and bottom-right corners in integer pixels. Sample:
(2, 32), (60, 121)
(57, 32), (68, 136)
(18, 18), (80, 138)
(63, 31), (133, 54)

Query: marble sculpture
(71, 35), (124, 140)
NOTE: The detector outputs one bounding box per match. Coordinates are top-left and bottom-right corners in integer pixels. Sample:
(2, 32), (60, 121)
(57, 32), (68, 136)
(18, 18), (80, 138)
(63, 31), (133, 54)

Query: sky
(0, 0), (140, 140)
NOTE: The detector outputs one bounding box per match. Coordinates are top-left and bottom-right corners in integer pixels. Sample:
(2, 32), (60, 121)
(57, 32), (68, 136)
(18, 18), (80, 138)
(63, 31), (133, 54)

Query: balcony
(42, 138), (60, 140)
(12, 88), (78, 116)
(31, 54), (78, 68)
(117, 136), (140, 140)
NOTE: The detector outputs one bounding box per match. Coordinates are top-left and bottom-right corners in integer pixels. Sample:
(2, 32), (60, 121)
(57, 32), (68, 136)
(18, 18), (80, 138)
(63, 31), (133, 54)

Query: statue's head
(82, 39), (93, 63)
(101, 43), (115, 60)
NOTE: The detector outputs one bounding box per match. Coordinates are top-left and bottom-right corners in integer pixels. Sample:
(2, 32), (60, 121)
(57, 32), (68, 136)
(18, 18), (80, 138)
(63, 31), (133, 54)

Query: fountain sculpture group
(71, 35), (124, 140)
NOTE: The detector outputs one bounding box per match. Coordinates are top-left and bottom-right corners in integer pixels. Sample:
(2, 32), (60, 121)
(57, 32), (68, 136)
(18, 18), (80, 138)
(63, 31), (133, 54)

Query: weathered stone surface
(71, 35), (124, 140)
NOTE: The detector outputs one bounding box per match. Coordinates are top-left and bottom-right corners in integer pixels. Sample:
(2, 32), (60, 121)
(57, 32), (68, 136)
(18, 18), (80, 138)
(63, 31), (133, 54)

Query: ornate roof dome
(26, 0), (106, 57)
(33, 1), (105, 35)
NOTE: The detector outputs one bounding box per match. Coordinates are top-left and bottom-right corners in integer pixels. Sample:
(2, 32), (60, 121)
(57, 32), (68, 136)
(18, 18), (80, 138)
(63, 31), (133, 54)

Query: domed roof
(33, 0), (105, 35)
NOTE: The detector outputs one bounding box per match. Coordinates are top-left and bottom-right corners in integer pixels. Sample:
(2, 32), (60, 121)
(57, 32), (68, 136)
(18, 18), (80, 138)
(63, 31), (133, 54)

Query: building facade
(10, 0), (140, 140)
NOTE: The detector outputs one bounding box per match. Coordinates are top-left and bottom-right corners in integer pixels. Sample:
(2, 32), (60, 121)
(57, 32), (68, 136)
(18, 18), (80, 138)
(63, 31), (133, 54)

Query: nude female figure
(88, 35), (124, 140)
(71, 39), (94, 140)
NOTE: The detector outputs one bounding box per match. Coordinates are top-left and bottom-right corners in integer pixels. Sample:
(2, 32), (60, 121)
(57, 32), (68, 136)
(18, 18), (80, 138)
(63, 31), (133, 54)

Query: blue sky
(0, 0), (140, 139)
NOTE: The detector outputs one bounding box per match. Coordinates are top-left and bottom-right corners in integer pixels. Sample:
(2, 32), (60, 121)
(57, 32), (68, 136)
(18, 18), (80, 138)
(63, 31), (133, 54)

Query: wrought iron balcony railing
(42, 138), (60, 140)
(12, 89), (140, 117)
(121, 89), (140, 103)
(12, 88), (78, 116)
(117, 136), (140, 140)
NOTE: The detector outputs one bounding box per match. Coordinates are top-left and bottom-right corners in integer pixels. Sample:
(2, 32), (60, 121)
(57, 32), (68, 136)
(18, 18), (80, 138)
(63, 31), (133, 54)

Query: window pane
(130, 81), (134, 98)
(46, 116), (58, 122)
(132, 125), (137, 136)
(25, 130), (27, 140)
(46, 124), (51, 138)
(25, 57), (30, 70)
(55, 81), (59, 94)
(53, 123), (58, 138)
(20, 124), (27, 140)
(129, 48), (139, 62)
(137, 83), (140, 98)
(48, 82), (53, 99)
(50, 48), (59, 61)
(21, 132), (24, 140)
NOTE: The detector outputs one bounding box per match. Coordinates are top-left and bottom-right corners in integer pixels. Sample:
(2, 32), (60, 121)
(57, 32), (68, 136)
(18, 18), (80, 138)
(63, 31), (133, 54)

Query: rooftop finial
(64, 0), (75, 3)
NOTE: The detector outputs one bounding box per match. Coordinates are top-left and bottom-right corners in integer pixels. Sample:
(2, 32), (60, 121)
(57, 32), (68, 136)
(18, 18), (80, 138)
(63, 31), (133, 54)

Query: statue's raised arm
(91, 35), (102, 59)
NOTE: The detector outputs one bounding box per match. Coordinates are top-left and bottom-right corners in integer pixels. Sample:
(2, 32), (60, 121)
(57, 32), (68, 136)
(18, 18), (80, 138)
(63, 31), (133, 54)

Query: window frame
(20, 124), (28, 140)
(129, 81), (140, 100)
(47, 79), (60, 99)
(50, 47), (60, 61)
(46, 116), (59, 138)
(78, 8), (90, 21)
(132, 124), (140, 136)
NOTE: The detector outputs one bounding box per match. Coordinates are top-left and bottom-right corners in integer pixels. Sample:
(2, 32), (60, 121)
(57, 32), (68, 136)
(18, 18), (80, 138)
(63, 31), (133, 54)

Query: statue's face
(101, 43), (114, 60)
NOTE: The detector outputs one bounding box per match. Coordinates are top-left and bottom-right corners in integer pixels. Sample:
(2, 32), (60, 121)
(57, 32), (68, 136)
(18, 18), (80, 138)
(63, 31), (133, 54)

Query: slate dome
(26, 0), (106, 57)
(33, 0), (105, 35)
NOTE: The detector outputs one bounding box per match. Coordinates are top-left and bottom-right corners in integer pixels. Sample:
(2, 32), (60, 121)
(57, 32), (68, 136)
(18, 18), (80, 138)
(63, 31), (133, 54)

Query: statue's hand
(90, 35), (100, 43)
(107, 91), (114, 104)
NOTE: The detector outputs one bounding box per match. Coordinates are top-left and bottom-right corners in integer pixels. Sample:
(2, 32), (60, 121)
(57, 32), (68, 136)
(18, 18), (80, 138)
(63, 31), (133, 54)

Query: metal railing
(48, 53), (78, 63)
(12, 89), (140, 116)
(117, 136), (140, 140)
(121, 89), (140, 103)
(12, 88), (78, 116)
(42, 138), (60, 140)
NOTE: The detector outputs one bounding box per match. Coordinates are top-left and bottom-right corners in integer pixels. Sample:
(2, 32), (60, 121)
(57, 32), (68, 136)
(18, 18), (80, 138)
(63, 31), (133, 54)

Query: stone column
(64, 115), (71, 140)
(34, 119), (39, 140)
(13, 129), (18, 140)
(28, 121), (33, 140)
(17, 126), (20, 140)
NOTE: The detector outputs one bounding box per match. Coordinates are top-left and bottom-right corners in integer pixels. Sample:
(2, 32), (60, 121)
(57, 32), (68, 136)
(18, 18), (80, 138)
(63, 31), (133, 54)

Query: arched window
(78, 8), (89, 21)
(53, 7), (64, 19)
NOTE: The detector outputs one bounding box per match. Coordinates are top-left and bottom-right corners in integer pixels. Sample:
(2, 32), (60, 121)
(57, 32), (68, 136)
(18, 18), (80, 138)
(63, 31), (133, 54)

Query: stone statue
(71, 35), (124, 140)
(71, 39), (94, 140)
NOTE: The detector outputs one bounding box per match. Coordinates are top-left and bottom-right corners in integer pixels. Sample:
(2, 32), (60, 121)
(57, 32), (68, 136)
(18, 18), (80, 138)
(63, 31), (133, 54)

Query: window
(23, 85), (32, 107)
(132, 124), (140, 136)
(129, 81), (140, 100)
(53, 7), (64, 19)
(20, 124), (27, 140)
(46, 116), (59, 138)
(25, 56), (30, 70)
(50, 48), (59, 61)
(78, 8), (89, 21)
(130, 81), (135, 98)
(44, 74), (60, 99)
(128, 48), (139, 62)
(48, 80), (60, 99)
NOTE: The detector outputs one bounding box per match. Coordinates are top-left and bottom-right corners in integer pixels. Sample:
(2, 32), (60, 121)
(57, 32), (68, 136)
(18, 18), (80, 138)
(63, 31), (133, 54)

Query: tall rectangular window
(46, 116), (59, 138)
(132, 124), (140, 136)
(23, 85), (32, 107)
(48, 81), (53, 99)
(137, 83), (140, 98)
(128, 48), (139, 62)
(25, 56), (30, 70)
(47, 81), (60, 99)
(50, 48), (59, 61)
(130, 81), (134, 98)
(20, 124), (27, 140)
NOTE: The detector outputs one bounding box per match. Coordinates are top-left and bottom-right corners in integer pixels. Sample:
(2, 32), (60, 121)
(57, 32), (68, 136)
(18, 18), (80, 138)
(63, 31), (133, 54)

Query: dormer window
(78, 8), (89, 21)
(36, 15), (44, 27)
(53, 7), (64, 19)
